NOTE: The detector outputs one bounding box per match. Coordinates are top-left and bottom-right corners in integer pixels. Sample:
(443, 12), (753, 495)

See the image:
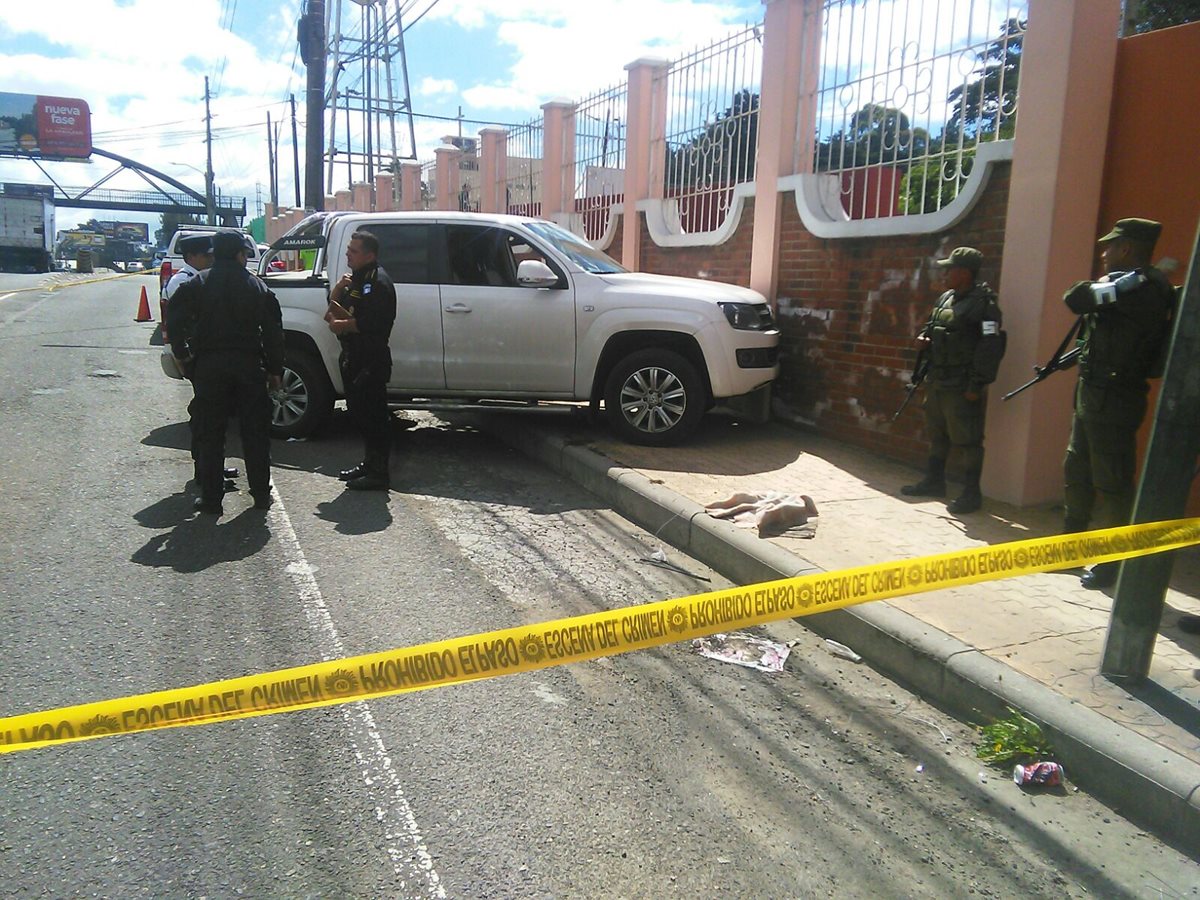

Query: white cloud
(418, 77), (459, 97)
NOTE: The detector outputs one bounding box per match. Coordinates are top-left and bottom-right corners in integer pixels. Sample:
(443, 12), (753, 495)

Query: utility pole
(266, 112), (278, 207)
(204, 76), (215, 225)
(1101, 222), (1200, 680)
(290, 94), (302, 208)
(300, 0), (326, 210)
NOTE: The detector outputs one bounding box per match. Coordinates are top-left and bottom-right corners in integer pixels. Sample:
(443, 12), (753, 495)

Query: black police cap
(212, 230), (247, 260)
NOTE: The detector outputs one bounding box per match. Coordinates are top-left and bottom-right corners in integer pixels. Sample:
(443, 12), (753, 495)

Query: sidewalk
(480, 411), (1200, 853)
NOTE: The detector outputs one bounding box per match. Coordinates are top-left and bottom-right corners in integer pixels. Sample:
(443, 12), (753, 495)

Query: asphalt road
(1, 273), (1196, 898)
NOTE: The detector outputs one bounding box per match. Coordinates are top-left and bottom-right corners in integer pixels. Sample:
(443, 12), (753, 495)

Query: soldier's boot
(900, 458), (946, 497)
(947, 471), (983, 515)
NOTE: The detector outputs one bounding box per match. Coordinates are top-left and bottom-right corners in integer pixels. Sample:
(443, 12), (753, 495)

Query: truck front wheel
(604, 348), (706, 446)
(271, 350), (333, 439)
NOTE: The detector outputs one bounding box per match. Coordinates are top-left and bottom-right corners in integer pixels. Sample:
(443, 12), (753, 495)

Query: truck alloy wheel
(270, 350), (332, 439)
(604, 349), (705, 446)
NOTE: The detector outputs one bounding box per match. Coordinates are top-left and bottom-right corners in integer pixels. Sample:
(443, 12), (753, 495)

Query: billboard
(0, 92), (92, 159)
(95, 220), (150, 242)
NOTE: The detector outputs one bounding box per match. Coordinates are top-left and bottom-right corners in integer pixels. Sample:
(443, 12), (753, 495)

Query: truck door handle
(444, 303), (472, 314)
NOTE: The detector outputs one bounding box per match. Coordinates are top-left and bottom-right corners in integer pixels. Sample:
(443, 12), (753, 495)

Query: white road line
(267, 485), (446, 898)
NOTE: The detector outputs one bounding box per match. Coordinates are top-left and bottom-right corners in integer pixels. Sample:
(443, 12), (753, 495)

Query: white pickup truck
(169, 210), (779, 446)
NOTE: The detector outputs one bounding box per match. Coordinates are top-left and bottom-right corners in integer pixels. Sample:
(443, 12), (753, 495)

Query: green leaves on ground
(974, 707), (1055, 766)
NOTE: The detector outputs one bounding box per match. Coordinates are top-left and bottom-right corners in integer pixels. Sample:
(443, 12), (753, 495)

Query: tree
(945, 17), (1025, 142)
(665, 89), (759, 190)
(815, 104), (925, 171)
(1128, 0), (1200, 33)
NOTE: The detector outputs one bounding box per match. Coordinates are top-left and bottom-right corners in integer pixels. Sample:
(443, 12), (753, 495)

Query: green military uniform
(1061, 217), (1175, 590)
(902, 247), (1005, 514)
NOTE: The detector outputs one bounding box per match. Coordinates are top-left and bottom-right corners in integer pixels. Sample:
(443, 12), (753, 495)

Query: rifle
(891, 347), (931, 422)
(1002, 317), (1083, 401)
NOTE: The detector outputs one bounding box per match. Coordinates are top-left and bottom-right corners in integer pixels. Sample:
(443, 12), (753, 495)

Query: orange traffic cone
(134, 285), (153, 323)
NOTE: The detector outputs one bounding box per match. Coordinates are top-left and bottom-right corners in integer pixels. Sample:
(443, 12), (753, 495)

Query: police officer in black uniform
(326, 230), (396, 491)
(168, 230), (284, 515)
(901, 247), (1005, 514)
(1062, 217), (1175, 588)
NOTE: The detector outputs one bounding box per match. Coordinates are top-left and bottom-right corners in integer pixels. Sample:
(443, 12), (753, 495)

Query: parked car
(164, 211), (779, 446)
(126, 260), (145, 272)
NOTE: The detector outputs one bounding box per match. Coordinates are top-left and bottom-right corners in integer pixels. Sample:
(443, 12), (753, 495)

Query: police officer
(168, 231), (284, 515)
(1062, 218), (1174, 588)
(165, 234), (239, 490)
(326, 230), (396, 492)
(900, 247), (1005, 514)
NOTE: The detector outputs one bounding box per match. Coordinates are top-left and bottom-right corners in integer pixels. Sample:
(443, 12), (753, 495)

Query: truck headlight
(718, 302), (775, 331)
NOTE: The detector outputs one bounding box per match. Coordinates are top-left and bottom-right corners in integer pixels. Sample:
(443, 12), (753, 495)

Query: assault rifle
(891, 347), (931, 422)
(1002, 317), (1083, 401)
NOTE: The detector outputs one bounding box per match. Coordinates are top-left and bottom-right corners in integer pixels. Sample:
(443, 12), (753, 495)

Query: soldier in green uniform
(1062, 218), (1175, 589)
(901, 247), (1005, 514)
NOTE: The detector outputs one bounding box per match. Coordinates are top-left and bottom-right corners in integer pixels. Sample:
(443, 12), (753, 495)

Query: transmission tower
(323, 0), (418, 200)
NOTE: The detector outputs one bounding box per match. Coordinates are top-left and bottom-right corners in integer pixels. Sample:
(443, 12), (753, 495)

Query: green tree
(1128, 0), (1200, 33)
(945, 17), (1025, 142)
(815, 104), (925, 172)
(665, 89), (759, 190)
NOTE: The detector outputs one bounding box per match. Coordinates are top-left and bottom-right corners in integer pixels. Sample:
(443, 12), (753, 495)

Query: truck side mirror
(517, 259), (559, 288)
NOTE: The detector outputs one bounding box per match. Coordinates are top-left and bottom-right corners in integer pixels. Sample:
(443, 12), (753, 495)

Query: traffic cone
(134, 285), (153, 323)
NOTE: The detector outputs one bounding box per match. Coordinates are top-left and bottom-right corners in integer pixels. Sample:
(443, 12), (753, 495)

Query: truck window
(363, 223), (434, 284)
(442, 225), (562, 287)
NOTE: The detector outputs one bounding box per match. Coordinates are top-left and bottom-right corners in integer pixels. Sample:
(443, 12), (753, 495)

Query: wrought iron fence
(505, 116), (544, 218)
(419, 158), (436, 210)
(814, 0), (1027, 219)
(572, 81), (628, 242)
(662, 24), (764, 234)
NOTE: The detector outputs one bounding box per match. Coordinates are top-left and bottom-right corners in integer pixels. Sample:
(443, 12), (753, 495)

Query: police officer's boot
(1081, 562), (1118, 590)
(339, 462), (368, 482)
(900, 458), (946, 497)
(947, 473), (983, 515)
(346, 451), (390, 492)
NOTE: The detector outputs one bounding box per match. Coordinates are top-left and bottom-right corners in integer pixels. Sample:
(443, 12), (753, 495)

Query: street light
(170, 161), (215, 225)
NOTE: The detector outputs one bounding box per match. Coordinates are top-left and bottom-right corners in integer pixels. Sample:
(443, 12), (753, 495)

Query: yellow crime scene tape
(3, 518), (1198, 755)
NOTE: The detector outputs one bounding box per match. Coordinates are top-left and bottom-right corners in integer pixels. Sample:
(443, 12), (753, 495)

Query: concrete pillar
(324, 194), (337, 212)
(622, 58), (670, 271)
(351, 181), (372, 211)
(750, 0), (821, 302)
(435, 145), (463, 211)
(374, 173), (395, 212)
(399, 162), (423, 211)
(335, 190), (352, 211)
(541, 100), (576, 219)
(986, 0), (1121, 505)
(479, 127), (508, 214)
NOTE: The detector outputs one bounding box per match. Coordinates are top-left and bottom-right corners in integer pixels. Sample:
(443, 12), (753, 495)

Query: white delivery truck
(0, 193), (54, 273)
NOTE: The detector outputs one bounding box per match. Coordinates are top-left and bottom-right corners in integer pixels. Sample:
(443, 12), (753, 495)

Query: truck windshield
(262, 213), (330, 274)
(524, 221), (626, 274)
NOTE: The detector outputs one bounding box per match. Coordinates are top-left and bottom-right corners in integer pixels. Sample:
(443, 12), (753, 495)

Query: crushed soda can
(1012, 761), (1064, 786)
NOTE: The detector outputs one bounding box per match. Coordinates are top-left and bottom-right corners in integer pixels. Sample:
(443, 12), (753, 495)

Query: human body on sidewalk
(1061, 218), (1175, 588)
(901, 247), (1005, 514)
(168, 231), (284, 515)
(326, 231), (396, 492)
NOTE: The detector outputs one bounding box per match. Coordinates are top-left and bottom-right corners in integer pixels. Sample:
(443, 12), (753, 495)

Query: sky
(0, 0), (762, 241)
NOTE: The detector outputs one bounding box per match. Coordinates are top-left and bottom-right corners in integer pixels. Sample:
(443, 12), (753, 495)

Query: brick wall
(621, 168), (1013, 469)
(773, 165), (1011, 466)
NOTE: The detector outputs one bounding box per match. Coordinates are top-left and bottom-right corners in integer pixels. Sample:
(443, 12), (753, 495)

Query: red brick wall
(620, 170), (1012, 468)
(638, 198), (756, 287)
(773, 164), (1011, 466)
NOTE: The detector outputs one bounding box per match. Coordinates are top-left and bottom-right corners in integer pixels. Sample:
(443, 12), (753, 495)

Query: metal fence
(505, 116), (544, 218)
(814, 0), (1027, 219)
(572, 81), (628, 242)
(662, 24), (764, 234)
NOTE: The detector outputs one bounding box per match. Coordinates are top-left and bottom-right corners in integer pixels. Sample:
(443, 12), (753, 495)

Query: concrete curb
(486, 419), (1200, 856)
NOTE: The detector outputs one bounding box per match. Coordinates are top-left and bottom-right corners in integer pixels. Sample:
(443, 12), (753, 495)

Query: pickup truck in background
(166, 210), (779, 446)
(0, 193), (54, 273)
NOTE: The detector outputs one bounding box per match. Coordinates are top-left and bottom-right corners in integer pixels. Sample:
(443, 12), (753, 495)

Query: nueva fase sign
(0, 92), (92, 160)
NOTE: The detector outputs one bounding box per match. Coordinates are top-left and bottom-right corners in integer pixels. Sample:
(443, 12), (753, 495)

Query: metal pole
(266, 112), (278, 207)
(326, 0), (344, 194)
(290, 94), (302, 208)
(303, 0), (327, 211)
(1101, 222), (1200, 680)
(204, 76), (215, 225)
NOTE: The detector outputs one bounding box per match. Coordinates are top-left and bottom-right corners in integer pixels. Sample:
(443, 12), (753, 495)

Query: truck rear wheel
(604, 348), (706, 446)
(271, 350), (333, 439)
